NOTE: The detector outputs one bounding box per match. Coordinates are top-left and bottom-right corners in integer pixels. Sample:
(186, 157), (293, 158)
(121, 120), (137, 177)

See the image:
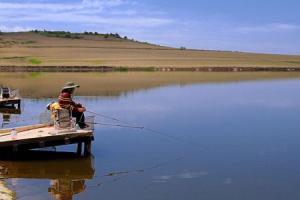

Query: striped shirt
(58, 91), (80, 112)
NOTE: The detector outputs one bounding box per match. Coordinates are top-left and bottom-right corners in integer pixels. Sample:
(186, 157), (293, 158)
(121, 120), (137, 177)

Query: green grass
(0, 56), (27, 60)
(29, 72), (42, 77)
(118, 67), (129, 72)
(28, 58), (42, 65)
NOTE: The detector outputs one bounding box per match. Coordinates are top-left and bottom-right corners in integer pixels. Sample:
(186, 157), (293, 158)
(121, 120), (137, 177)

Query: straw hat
(62, 82), (80, 90)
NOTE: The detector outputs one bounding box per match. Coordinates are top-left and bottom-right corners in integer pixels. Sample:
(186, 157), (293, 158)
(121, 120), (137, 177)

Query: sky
(0, 0), (300, 55)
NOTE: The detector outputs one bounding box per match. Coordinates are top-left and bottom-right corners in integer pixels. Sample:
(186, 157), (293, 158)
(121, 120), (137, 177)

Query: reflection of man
(58, 82), (88, 129)
(48, 179), (86, 200)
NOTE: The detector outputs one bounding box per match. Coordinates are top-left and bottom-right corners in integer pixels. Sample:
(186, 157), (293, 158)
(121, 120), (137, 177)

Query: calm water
(1, 79), (300, 200)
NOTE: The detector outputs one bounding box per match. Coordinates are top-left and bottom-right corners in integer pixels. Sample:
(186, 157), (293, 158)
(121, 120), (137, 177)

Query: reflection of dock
(0, 106), (21, 128)
(0, 107), (21, 115)
(0, 151), (95, 179)
(0, 151), (95, 200)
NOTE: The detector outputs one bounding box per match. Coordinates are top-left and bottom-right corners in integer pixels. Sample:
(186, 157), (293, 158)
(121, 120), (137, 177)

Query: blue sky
(0, 0), (300, 54)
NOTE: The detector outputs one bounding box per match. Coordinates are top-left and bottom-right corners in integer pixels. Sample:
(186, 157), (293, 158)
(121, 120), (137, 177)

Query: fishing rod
(86, 110), (202, 148)
(86, 121), (144, 129)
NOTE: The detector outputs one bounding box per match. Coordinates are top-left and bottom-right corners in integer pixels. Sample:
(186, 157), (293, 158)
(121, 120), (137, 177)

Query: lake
(1, 72), (300, 200)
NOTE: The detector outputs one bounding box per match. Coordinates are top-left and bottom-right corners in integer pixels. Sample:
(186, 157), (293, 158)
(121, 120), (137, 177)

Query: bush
(64, 34), (71, 38)
(28, 58), (42, 65)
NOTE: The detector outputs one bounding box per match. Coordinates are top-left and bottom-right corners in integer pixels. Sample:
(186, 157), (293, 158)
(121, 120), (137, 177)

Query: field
(1, 32), (300, 69)
(1, 72), (300, 98)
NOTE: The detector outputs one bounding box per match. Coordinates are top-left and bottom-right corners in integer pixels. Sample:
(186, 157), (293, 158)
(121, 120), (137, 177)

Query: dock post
(77, 142), (82, 156)
(84, 140), (92, 157)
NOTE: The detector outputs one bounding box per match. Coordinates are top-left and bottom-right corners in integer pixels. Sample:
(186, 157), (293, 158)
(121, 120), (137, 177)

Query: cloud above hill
(0, 0), (172, 29)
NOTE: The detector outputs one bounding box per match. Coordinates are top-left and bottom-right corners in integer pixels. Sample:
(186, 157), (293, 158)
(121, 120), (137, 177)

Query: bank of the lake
(1, 72), (300, 98)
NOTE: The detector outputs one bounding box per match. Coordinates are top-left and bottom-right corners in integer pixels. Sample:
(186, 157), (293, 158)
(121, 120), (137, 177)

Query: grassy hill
(1, 31), (300, 69)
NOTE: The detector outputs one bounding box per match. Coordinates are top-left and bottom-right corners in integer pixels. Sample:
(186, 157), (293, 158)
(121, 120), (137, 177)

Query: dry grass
(1, 32), (300, 68)
(1, 72), (300, 98)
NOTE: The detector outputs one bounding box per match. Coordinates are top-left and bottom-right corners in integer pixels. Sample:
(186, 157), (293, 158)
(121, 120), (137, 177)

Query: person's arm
(71, 99), (86, 112)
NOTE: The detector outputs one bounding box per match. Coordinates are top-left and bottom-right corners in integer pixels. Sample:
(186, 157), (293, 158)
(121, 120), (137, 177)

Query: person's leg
(72, 111), (86, 128)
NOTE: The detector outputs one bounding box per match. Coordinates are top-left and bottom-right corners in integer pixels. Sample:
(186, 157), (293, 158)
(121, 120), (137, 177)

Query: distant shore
(1, 66), (300, 72)
(1, 72), (300, 98)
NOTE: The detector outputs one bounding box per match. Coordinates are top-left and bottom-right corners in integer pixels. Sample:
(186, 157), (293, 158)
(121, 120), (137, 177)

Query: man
(58, 82), (87, 129)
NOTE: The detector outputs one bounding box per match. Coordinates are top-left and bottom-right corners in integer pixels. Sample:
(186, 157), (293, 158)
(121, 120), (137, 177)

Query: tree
(115, 33), (121, 38)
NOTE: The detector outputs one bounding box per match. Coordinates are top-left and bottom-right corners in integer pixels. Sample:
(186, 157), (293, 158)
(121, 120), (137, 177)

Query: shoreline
(1, 66), (300, 72)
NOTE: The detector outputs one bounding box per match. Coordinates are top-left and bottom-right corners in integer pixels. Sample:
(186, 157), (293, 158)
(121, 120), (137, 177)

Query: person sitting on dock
(58, 82), (88, 129)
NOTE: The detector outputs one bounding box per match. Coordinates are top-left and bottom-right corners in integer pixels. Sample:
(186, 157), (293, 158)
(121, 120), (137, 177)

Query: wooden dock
(0, 124), (94, 156)
(0, 97), (21, 109)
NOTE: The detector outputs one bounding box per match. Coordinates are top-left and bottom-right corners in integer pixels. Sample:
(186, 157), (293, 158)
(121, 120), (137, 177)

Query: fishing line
(88, 156), (185, 188)
(86, 110), (139, 126)
(86, 110), (202, 148)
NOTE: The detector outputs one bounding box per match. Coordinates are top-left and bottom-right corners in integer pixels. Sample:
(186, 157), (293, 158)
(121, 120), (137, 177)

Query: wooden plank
(0, 124), (50, 135)
(0, 98), (21, 105)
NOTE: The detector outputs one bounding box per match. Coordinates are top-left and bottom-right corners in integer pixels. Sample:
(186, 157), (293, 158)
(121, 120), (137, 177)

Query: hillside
(1, 31), (300, 69)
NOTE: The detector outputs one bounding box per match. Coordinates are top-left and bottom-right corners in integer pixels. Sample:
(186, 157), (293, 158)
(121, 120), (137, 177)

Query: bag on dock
(48, 102), (73, 129)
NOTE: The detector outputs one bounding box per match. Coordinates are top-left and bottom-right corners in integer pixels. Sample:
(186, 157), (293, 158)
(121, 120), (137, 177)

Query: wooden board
(0, 97), (21, 108)
(0, 124), (50, 134)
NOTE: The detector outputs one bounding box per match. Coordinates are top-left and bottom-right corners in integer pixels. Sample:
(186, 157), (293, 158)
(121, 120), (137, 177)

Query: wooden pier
(0, 124), (94, 156)
(0, 97), (21, 109)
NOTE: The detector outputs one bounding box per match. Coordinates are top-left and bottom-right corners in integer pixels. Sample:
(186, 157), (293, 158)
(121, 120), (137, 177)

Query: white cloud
(235, 23), (300, 33)
(0, 0), (124, 11)
(0, 0), (172, 29)
(0, 25), (33, 32)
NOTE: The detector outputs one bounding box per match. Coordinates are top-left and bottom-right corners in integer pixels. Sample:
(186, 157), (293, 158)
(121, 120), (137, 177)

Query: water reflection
(0, 151), (95, 200)
(0, 106), (21, 128)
